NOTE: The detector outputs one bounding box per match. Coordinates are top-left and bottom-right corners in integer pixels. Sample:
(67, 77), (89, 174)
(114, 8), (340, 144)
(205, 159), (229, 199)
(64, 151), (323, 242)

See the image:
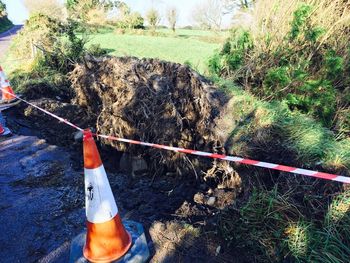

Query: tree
(167, 7), (178, 32)
(85, 5), (107, 27)
(65, 0), (115, 22)
(0, 1), (7, 18)
(24, 0), (66, 21)
(66, 0), (118, 13)
(146, 8), (160, 31)
(111, 2), (144, 29)
(223, 0), (255, 13)
(125, 12), (144, 29)
(193, 0), (223, 30)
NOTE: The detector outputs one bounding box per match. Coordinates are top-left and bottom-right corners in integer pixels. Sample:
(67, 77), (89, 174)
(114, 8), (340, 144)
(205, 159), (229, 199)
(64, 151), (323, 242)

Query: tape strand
(1, 87), (348, 184)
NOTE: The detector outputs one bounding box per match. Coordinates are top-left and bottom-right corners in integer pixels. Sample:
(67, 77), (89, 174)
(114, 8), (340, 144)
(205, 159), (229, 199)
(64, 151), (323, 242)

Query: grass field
(87, 28), (227, 73)
(1, 28), (227, 74)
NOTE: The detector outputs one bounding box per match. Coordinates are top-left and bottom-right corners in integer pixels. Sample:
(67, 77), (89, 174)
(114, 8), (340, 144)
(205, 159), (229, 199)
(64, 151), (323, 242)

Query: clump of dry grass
(238, 0), (350, 92)
(248, 0), (350, 55)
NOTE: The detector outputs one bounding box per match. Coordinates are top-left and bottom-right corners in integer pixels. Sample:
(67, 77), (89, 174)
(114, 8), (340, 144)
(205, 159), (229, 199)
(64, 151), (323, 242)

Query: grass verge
(216, 79), (350, 175)
(218, 183), (350, 262)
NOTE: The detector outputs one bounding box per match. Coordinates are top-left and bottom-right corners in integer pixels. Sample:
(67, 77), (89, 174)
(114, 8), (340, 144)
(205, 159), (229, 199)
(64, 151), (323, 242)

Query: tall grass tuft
(218, 184), (350, 262)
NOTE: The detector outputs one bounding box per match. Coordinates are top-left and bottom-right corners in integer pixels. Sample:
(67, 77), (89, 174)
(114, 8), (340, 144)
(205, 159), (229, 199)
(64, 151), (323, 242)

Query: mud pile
(70, 57), (240, 189)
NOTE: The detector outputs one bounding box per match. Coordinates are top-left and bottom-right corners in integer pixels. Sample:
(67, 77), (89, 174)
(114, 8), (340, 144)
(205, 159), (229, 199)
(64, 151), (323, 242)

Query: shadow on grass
(177, 34), (191, 39)
(104, 48), (116, 54)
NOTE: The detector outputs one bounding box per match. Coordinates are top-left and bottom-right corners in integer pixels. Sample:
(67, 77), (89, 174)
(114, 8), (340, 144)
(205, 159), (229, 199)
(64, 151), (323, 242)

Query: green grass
(86, 28), (226, 73)
(157, 28), (228, 37)
(1, 28), (226, 74)
(216, 79), (350, 174)
(219, 184), (350, 262)
(0, 52), (32, 74)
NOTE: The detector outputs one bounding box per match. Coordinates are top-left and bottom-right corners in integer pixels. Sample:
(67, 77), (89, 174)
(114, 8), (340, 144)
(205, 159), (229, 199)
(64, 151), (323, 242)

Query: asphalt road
(0, 132), (85, 262)
(0, 25), (23, 60)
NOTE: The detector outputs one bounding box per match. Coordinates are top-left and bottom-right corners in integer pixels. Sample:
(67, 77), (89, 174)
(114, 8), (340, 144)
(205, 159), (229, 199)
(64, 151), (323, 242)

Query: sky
(3, 0), (232, 27)
(3, 0), (28, 24)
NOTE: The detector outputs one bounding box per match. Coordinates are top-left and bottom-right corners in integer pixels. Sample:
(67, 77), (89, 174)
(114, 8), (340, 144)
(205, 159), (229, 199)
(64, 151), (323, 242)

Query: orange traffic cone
(0, 66), (16, 102)
(83, 130), (132, 263)
(0, 123), (5, 135)
(0, 123), (11, 136)
(1, 84), (16, 101)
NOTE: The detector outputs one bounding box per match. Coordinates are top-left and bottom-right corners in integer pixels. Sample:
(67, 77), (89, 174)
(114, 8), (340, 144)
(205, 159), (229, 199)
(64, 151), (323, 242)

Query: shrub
(10, 67), (73, 101)
(87, 43), (108, 56)
(0, 16), (12, 33)
(209, 28), (252, 76)
(10, 14), (89, 74)
(211, 0), (350, 135)
(114, 12), (144, 29)
(7, 12), (97, 101)
(0, 0), (7, 17)
(10, 13), (63, 60)
(208, 53), (222, 75)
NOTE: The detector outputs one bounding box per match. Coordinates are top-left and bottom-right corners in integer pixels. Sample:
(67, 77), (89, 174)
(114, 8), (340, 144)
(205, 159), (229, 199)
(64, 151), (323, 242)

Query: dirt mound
(70, 57), (241, 189)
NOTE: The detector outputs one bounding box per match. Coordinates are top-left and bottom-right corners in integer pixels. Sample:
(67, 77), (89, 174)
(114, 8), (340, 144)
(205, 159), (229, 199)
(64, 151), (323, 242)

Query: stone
(207, 197), (216, 206)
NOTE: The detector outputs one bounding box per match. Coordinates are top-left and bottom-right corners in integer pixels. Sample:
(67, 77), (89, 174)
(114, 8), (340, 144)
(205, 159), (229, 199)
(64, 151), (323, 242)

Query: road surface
(0, 25), (23, 60)
(0, 133), (85, 262)
(0, 110), (83, 262)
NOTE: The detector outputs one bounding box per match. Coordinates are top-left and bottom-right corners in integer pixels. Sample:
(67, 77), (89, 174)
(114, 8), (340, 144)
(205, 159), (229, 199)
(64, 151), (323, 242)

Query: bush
(211, 0), (350, 135)
(10, 65), (73, 101)
(7, 12), (98, 101)
(10, 14), (89, 74)
(10, 13), (63, 59)
(87, 43), (108, 56)
(115, 12), (144, 29)
(0, 16), (12, 33)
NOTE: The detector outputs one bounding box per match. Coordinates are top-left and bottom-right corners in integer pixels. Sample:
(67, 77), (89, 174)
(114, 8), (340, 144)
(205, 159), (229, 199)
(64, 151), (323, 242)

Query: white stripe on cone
(0, 127), (11, 136)
(84, 165), (118, 223)
(1, 79), (10, 88)
(0, 68), (8, 86)
(0, 68), (5, 81)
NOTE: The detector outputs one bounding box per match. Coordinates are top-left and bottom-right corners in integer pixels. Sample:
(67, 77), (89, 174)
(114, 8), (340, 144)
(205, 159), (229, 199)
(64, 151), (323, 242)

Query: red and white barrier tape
(0, 89), (83, 131)
(2, 88), (349, 184)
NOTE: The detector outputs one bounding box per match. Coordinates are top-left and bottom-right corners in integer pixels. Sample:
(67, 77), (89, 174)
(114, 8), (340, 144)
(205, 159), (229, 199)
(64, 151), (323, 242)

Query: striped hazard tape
(98, 135), (350, 184)
(1, 90), (83, 131)
(2, 87), (349, 184)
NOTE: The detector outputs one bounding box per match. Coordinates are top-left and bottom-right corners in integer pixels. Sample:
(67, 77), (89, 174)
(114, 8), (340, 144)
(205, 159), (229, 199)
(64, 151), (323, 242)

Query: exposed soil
(1, 58), (247, 262)
(70, 57), (241, 193)
(2, 105), (240, 262)
(3, 57), (345, 262)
